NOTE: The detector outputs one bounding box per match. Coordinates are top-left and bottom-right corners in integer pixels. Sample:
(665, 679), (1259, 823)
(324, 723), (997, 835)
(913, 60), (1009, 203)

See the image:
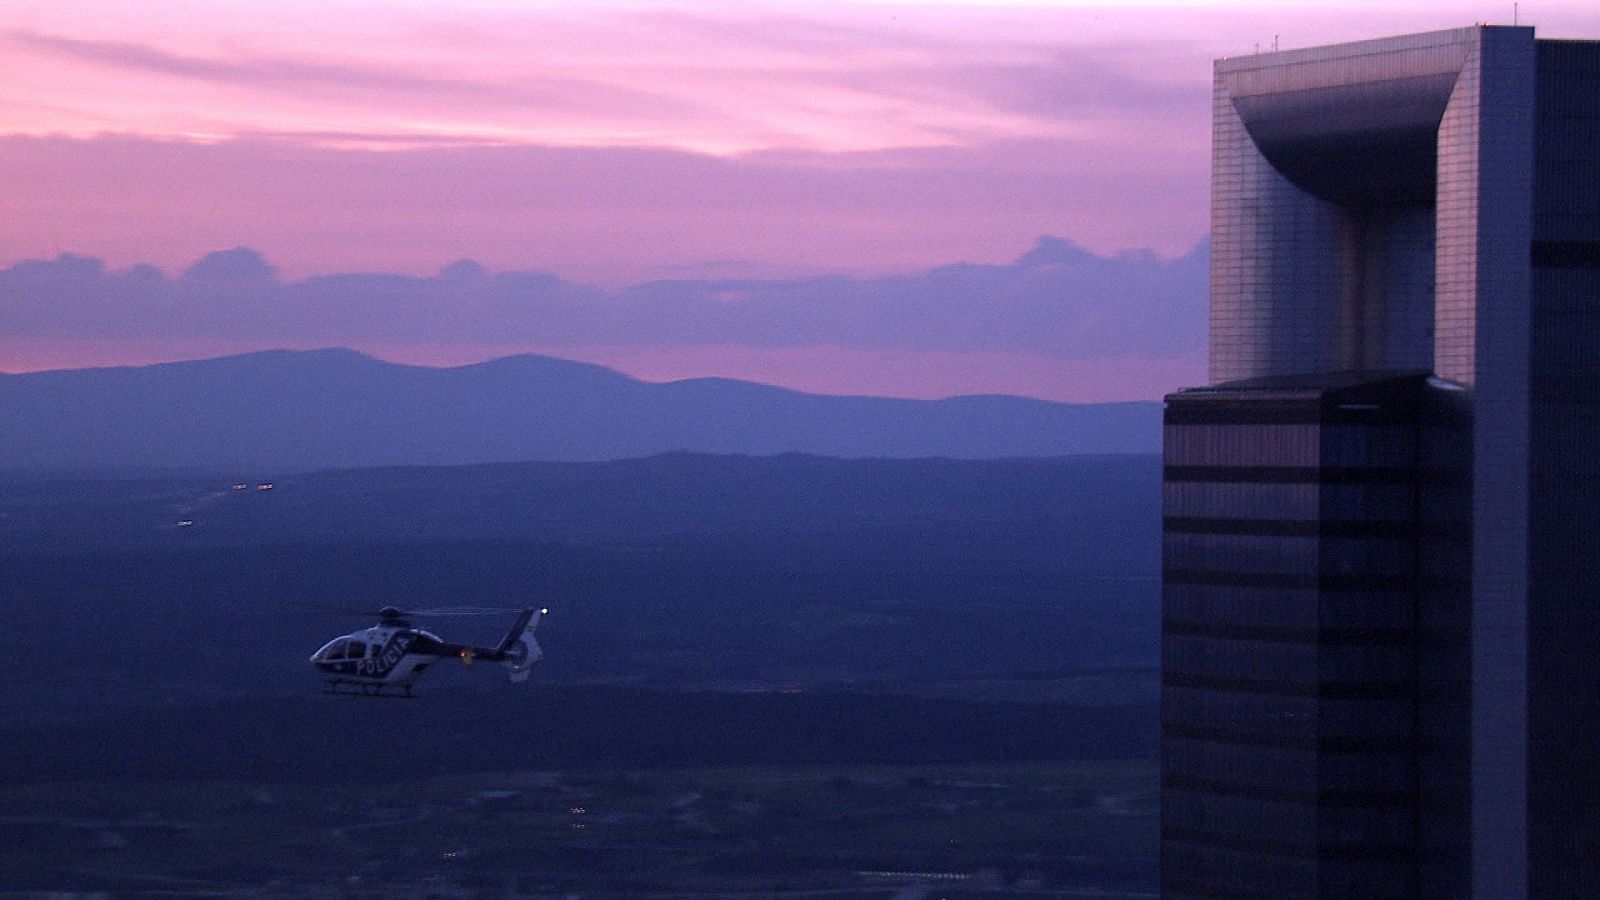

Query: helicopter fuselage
(310, 625), (445, 695)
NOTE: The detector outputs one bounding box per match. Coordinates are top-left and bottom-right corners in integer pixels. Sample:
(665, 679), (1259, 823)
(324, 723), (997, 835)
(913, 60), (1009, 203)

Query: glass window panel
(1319, 591), (1417, 629)
(1166, 481), (1321, 519)
(1166, 533), (1321, 574)
(1165, 584), (1323, 629)
(1164, 686), (1317, 737)
(1165, 790), (1317, 843)
(1165, 737), (1318, 786)
(1321, 537), (1415, 576)
(1320, 753), (1416, 792)
(1320, 699), (1416, 738)
(1320, 806), (1416, 846)
(1319, 644), (1417, 681)
(1165, 635), (1317, 681)
(1166, 423), (1321, 467)
(1321, 425), (1417, 466)
(1320, 483), (1417, 521)
(1163, 844), (1315, 897)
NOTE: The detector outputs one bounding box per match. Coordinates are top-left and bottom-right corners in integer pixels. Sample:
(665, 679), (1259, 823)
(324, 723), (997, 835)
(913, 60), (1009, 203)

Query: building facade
(1163, 25), (1600, 898)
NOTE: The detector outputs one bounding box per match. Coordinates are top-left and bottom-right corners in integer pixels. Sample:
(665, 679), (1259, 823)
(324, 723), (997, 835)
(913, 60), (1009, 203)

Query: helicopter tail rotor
(499, 607), (546, 682)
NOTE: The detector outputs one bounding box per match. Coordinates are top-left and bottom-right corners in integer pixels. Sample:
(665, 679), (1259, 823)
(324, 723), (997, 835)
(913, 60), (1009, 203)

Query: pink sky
(4, 2), (1598, 400)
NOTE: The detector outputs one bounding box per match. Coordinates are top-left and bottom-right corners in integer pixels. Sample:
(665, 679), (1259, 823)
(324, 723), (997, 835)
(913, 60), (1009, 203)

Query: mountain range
(1, 349), (1162, 470)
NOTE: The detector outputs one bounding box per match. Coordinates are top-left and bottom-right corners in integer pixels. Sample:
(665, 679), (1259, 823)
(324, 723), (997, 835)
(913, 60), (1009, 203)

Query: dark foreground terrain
(0, 453), (1160, 896)
(0, 760), (1157, 898)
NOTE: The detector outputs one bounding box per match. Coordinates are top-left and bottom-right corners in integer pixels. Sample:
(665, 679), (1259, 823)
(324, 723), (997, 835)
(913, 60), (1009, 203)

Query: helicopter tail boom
(495, 607), (538, 655)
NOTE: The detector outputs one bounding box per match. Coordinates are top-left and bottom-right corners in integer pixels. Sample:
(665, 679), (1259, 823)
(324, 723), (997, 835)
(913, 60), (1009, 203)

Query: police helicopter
(310, 605), (545, 697)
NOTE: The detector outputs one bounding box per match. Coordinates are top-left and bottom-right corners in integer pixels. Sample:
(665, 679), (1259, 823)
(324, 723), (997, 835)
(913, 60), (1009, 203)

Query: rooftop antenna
(1514, 3), (1519, 26)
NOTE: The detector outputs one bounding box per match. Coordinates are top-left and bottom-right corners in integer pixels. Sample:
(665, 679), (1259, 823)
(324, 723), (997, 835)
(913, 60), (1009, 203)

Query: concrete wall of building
(1210, 69), (1346, 383)
(1210, 29), (1476, 384)
(1438, 27), (1538, 900)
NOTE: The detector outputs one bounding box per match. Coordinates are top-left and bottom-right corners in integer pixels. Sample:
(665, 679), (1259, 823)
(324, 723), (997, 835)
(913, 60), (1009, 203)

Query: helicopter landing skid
(322, 680), (413, 699)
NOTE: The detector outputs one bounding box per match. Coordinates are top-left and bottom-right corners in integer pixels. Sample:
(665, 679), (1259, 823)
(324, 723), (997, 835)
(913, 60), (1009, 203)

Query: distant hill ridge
(0, 348), (1161, 469)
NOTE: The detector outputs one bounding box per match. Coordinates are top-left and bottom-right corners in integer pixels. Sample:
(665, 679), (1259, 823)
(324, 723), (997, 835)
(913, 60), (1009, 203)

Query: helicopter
(310, 605), (545, 697)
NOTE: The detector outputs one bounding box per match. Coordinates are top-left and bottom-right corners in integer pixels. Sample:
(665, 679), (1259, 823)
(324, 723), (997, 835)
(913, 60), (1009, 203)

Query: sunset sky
(4, 1), (1598, 399)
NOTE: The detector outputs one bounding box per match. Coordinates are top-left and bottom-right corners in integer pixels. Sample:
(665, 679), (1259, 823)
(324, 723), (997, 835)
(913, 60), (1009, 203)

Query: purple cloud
(0, 237), (1206, 360)
(2, 28), (716, 126)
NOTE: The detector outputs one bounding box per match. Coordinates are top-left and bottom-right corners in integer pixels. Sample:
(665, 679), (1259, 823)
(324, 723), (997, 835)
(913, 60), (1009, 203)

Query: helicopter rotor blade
(403, 606), (533, 617)
(295, 604), (532, 615)
(294, 603), (386, 617)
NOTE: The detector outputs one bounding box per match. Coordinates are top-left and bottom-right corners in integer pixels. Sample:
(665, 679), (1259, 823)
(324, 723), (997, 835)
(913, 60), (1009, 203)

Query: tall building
(1162, 25), (1600, 898)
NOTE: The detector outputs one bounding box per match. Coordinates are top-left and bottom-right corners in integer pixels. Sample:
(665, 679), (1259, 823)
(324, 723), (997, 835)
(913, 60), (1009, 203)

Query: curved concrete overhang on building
(1219, 28), (1475, 207)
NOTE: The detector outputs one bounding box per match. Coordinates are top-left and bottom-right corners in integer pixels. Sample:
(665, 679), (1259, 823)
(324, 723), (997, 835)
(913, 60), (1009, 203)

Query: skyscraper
(1162, 25), (1600, 898)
